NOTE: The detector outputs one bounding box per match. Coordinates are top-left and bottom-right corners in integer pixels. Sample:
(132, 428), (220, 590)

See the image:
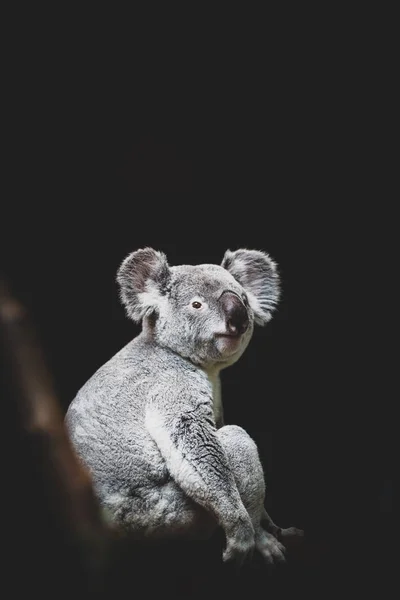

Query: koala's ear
(221, 249), (280, 325)
(116, 247), (171, 322)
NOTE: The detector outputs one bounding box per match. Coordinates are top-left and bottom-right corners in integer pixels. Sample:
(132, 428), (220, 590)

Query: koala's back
(65, 335), (210, 500)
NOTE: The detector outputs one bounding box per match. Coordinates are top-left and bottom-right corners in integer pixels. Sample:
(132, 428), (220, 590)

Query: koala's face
(156, 264), (253, 367)
(117, 248), (280, 369)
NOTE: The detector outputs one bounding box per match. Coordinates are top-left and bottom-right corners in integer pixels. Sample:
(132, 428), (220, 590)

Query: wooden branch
(0, 277), (112, 579)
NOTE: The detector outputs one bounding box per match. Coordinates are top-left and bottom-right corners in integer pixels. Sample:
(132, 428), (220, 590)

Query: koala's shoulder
(80, 337), (209, 394)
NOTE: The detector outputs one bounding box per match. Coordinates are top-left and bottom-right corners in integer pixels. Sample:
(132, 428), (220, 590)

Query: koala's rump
(101, 478), (216, 539)
(67, 389), (215, 538)
(65, 338), (216, 537)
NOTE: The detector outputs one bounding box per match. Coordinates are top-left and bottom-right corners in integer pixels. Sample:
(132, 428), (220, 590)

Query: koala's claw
(256, 530), (287, 565)
(223, 541), (255, 566)
(223, 523), (256, 566)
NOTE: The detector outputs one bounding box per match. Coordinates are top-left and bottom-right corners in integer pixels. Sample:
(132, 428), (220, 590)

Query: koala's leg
(217, 425), (286, 565)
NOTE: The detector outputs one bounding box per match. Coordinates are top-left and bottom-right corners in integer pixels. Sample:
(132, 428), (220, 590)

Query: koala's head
(116, 248), (280, 369)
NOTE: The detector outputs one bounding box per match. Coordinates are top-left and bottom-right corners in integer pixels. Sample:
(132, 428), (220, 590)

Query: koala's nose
(219, 291), (249, 335)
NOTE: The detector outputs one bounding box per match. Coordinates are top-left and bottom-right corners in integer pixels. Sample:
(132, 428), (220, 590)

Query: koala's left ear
(116, 247), (171, 322)
(221, 249), (280, 325)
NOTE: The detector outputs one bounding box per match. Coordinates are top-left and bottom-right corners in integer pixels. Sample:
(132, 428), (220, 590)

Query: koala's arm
(145, 391), (254, 562)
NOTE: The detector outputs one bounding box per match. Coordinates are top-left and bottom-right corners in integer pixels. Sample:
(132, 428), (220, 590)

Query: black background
(2, 8), (394, 599)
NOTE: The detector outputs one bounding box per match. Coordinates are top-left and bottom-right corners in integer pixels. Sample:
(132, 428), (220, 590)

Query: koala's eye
(192, 301), (202, 309)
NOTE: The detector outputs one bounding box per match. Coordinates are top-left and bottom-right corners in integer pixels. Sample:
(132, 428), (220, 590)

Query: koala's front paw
(256, 530), (287, 565)
(223, 517), (255, 566)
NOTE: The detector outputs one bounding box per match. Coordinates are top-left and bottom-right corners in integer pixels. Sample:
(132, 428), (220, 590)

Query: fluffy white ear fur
(221, 249), (280, 325)
(116, 247), (171, 322)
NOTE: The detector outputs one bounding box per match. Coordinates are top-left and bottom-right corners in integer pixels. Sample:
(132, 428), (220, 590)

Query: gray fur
(65, 247), (286, 565)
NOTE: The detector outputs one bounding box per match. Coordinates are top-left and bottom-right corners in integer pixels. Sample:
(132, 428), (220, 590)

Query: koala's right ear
(116, 247), (171, 322)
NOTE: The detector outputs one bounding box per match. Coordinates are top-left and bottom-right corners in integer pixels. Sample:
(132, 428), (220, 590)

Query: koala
(65, 247), (301, 566)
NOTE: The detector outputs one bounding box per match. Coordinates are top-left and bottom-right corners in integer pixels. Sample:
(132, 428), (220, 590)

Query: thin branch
(0, 277), (111, 572)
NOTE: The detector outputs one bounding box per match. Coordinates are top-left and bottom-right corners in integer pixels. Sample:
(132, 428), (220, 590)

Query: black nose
(219, 291), (249, 335)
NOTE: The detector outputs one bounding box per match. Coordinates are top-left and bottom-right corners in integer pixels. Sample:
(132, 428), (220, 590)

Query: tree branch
(0, 277), (111, 586)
